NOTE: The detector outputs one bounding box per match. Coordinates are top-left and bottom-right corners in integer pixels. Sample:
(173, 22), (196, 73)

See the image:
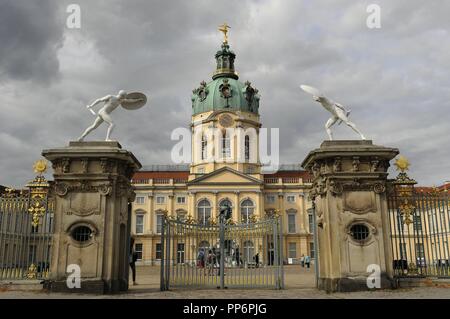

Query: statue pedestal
(42, 141), (141, 294)
(302, 140), (398, 292)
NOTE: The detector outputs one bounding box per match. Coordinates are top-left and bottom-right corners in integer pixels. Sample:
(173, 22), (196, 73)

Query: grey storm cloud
(0, 0), (449, 187)
(0, 0), (64, 83)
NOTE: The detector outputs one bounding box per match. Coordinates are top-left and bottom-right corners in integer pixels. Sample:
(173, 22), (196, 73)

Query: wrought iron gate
(0, 167), (54, 280)
(160, 214), (284, 290)
(387, 159), (450, 278)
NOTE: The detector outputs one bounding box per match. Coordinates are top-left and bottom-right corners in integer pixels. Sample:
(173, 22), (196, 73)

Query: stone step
(0, 280), (43, 292)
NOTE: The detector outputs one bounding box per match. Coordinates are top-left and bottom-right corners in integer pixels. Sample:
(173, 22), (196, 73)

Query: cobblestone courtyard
(1, 266), (449, 298)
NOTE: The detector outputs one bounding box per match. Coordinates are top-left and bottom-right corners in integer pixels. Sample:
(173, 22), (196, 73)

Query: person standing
(129, 236), (138, 285)
(207, 249), (216, 276)
(304, 255), (311, 269)
(300, 254), (305, 268)
(254, 253), (260, 268)
(235, 246), (241, 267)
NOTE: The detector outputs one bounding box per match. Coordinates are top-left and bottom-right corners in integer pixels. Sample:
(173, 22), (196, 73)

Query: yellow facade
(131, 174), (313, 265)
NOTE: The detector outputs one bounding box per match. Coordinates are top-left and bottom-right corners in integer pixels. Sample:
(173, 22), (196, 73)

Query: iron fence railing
(0, 174), (53, 280)
(387, 170), (450, 278)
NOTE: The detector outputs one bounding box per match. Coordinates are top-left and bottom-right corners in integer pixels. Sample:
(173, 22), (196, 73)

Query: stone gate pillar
(42, 141), (141, 293)
(301, 140), (398, 292)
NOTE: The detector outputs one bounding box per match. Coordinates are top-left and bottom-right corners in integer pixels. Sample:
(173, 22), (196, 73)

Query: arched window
(197, 199), (212, 225)
(245, 135), (250, 161)
(243, 240), (254, 264)
(201, 134), (207, 160)
(240, 199), (254, 224)
(221, 131), (231, 159)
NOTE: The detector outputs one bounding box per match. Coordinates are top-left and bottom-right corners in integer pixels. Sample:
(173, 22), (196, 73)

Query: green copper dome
(191, 43), (260, 116)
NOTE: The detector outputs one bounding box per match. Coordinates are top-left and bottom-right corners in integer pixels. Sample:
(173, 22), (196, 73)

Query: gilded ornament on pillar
(393, 155), (416, 185)
(26, 160), (50, 227)
(33, 159), (48, 175)
(394, 155), (410, 172)
(399, 200), (414, 225)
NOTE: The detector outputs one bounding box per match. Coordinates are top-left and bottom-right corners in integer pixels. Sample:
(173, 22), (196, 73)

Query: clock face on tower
(219, 114), (234, 128)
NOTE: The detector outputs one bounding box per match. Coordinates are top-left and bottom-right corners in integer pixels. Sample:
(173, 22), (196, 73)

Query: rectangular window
(415, 243), (425, 258)
(135, 196), (145, 205)
(288, 213), (296, 233)
(197, 167), (205, 174)
(309, 242), (315, 259)
(156, 214), (163, 234)
(266, 195), (275, 203)
(222, 134), (231, 158)
(156, 243), (162, 259)
(156, 196), (165, 204)
(286, 195), (296, 203)
(177, 243), (185, 264)
(177, 196), (186, 204)
(135, 243), (143, 260)
(308, 209), (314, 233)
(135, 214), (144, 234)
(28, 245), (37, 264)
(288, 242), (296, 259)
(413, 215), (422, 231)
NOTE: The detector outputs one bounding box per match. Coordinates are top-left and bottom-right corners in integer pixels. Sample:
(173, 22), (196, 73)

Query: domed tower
(190, 24), (262, 179)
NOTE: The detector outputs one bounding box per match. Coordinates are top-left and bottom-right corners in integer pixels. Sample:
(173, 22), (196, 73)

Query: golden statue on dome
(218, 23), (230, 43)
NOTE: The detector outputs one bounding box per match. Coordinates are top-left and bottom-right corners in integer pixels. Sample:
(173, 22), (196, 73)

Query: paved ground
(0, 266), (449, 299)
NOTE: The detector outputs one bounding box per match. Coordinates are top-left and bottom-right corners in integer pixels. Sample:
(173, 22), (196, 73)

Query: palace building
(130, 30), (314, 265)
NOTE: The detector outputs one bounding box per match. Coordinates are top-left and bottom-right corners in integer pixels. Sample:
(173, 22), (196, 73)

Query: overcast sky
(1, 0), (449, 187)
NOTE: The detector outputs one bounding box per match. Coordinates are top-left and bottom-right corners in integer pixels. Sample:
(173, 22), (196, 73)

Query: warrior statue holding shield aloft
(78, 90), (147, 141)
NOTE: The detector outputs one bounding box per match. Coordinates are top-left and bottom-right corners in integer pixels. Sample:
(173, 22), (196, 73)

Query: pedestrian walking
(305, 255), (311, 269)
(129, 236), (138, 285)
(197, 248), (205, 268)
(300, 254), (305, 268)
(207, 249), (215, 275)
